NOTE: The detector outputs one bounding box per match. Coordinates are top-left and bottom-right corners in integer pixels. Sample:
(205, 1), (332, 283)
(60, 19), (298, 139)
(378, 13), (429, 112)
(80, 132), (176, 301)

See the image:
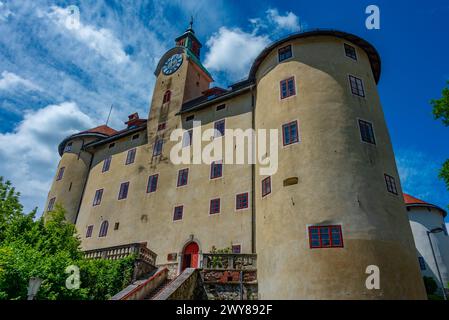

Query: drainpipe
(250, 85), (256, 254)
(239, 270), (243, 300)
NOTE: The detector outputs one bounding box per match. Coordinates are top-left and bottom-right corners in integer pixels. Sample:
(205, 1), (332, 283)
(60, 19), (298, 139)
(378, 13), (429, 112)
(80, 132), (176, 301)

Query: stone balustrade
(84, 242), (157, 267)
(202, 253), (257, 270)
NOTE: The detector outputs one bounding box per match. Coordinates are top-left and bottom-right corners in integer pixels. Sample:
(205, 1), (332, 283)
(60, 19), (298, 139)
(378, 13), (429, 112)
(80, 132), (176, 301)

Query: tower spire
(175, 17), (202, 58)
(189, 15), (194, 31)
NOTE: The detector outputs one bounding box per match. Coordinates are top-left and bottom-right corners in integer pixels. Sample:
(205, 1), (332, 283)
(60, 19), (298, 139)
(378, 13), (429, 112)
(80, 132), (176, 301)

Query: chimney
(125, 113), (140, 128)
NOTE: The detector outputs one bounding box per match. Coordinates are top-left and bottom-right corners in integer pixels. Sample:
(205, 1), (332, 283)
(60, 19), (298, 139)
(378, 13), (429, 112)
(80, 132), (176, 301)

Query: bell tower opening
(175, 16), (202, 58)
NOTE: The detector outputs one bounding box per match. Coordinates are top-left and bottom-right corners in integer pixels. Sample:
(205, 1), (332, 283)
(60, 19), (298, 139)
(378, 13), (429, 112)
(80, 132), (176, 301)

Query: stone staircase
(144, 278), (172, 300)
(110, 253), (258, 300)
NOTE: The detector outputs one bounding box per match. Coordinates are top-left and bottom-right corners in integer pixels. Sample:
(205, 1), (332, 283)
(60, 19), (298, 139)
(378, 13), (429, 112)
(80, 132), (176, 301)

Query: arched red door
(182, 242), (199, 271)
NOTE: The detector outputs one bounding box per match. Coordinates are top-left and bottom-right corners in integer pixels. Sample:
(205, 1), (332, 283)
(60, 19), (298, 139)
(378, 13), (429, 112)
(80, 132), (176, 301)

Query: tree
(430, 81), (449, 208)
(0, 177), (30, 243)
(0, 177), (135, 300)
(431, 81), (449, 126)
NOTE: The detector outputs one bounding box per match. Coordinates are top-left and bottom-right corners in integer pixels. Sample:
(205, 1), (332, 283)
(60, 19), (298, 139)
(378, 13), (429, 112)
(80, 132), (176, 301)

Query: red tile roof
(82, 125), (117, 136)
(403, 193), (447, 217)
(403, 193), (428, 205)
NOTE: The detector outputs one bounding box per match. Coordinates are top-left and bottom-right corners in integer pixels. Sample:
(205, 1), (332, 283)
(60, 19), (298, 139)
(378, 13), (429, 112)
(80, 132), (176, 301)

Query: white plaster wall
(408, 207), (449, 290)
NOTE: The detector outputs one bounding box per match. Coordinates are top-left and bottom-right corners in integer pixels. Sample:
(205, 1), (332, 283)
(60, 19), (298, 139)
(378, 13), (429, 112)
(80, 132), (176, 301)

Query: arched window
(99, 220), (108, 237)
(163, 90), (171, 104)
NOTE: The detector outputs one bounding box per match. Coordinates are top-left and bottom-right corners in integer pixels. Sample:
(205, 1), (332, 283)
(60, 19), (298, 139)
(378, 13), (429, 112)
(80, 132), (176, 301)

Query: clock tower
(147, 22), (213, 156)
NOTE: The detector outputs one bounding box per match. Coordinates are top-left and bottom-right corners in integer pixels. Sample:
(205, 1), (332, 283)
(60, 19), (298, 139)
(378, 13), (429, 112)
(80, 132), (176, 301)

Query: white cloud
(0, 2), (306, 215)
(46, 6), (129, 64)
(203, 8), (303, 81)
(204, 27), (270, 80)
(0, 102), (95, 214)
(396, 149), (448, 210)
(0, 71), (42, 91)
(0, 1), (13, 21)
(266, 8), (301, 32)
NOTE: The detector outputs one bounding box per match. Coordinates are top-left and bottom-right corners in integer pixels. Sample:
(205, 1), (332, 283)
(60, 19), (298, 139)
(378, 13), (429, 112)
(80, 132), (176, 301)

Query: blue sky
(0, 0), (447, 222)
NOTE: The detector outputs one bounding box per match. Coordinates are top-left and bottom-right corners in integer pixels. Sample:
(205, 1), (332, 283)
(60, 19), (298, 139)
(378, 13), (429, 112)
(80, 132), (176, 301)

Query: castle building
(405, 193), (449, 295)
(45, 27), (427, 299)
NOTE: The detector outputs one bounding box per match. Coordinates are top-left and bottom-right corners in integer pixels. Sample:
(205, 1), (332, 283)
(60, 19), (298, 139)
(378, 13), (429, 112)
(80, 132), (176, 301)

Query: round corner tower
(45, 128), (113, 223)
(252, 30), (427, 299)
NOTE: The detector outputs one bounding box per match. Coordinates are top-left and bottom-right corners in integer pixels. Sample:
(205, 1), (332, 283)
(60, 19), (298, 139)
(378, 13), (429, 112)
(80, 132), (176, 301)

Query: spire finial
(189, 16), (194, 30)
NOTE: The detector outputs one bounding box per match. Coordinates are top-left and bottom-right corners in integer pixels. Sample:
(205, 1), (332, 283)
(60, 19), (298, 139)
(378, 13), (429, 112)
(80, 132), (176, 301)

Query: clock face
(162, 53), (183, 75)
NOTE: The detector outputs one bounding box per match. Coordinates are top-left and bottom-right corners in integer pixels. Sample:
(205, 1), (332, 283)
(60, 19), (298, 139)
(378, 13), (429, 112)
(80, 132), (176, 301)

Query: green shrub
(0, 177), (135, 300)
(423, 276), (438, 295)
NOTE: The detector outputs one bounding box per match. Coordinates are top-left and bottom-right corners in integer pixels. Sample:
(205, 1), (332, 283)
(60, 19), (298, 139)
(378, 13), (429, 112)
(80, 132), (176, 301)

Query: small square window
(86, 225), (93, 238)
(210, 161), (223, 179)
(114, 222), (120, 230)
(308, 225), (344, 249)
(358, 120), (376, 144)
(125, 148), (136, 165)
(282, 121), (299, 146)
(262, 177), (271, 197)
(210, 198), (220, 215)
(118, 182), (129, 200)
(102, 156), (112, 172)
(186, 115), (195, 122)
(216, 104), (226, 111)
(418, 257), (426, 270)
(344, 43), (357, 60)
(64, 142), (73, 152)
(153, 138), (163, 156)
(214, 119), (225, 137)
(280, 77), (296, 99)
(132, 134), (139, 140)
(177, 169), (189, 187)
(93, 189), (103, 206)
(384, 174), (398, 195)
(147, 174), (158, 193)
(232, 244), (241, 254)
(236, 193), (249, 210)
(109, 143), (115, 149)
(56, 167), (65, 181)
(278, 45), (292, 62)
(173, 206), (183, 221)
(349, 75), (365, 97)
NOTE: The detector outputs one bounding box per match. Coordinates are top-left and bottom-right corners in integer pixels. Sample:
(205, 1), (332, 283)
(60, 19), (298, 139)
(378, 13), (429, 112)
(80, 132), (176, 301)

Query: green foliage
(431, 81), (449, 126)
(423, 276), (438, 295)
(439, 160), (449, 191)
(78, 256), (135, 300)
(431, 82), (449, 210)
(0, 177), (135, 300)
(209, 246), (232, 269)
(0, 177), (28, 243)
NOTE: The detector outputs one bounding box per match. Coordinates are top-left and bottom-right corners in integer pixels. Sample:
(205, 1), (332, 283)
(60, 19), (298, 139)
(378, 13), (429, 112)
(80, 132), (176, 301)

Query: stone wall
(156, 262), (178, 280)
(154, 268), (207, 300)
(203, 283), (258, 300)
(200, 253), (258, 300)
